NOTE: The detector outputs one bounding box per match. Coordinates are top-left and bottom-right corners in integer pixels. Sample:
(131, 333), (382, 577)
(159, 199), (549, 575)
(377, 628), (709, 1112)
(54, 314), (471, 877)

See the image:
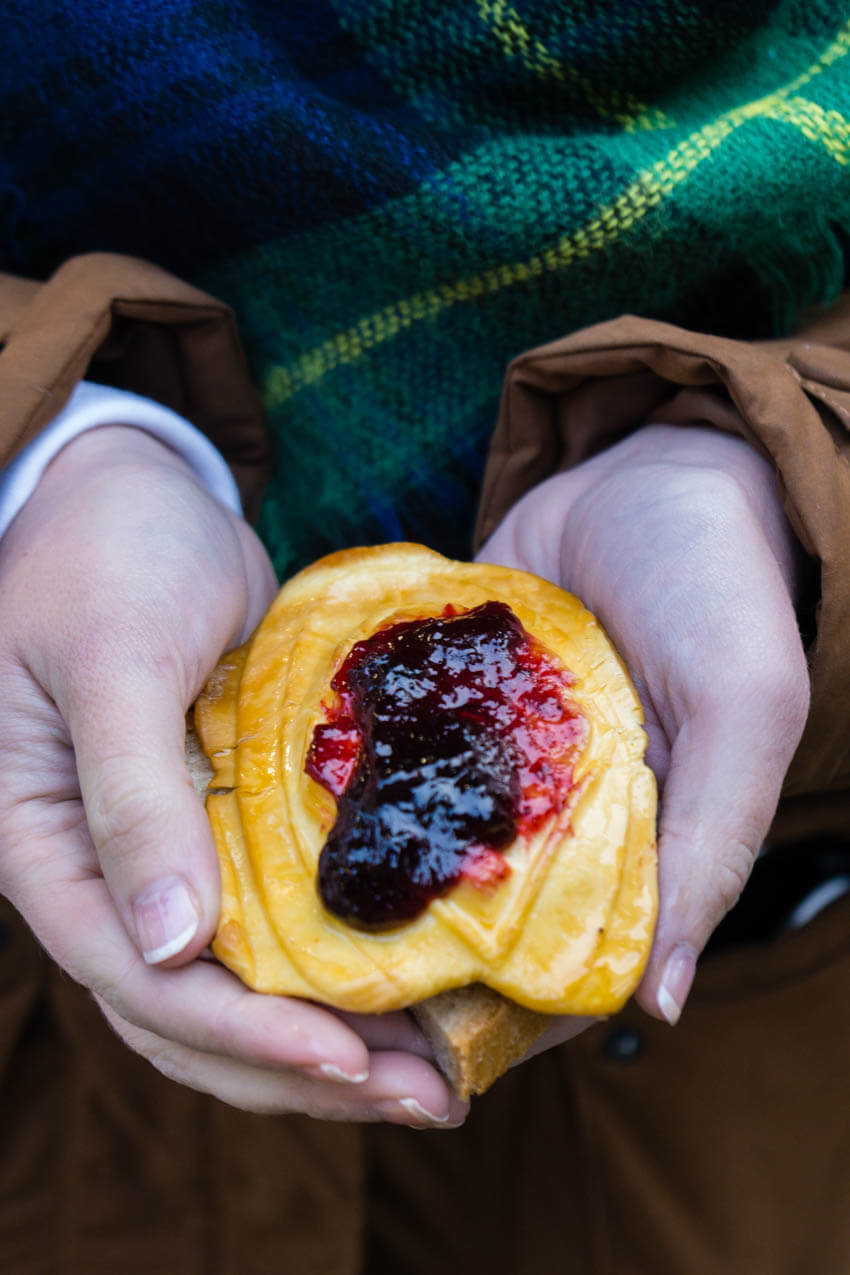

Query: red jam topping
(306, 601), (587, 929)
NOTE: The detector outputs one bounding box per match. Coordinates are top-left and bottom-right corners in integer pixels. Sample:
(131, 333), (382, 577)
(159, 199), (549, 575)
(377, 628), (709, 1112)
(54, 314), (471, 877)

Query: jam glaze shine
(306, 601), (588, 929)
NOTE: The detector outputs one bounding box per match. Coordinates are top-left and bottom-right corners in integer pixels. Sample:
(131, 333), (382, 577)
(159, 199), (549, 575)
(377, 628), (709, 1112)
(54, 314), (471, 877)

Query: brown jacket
(1, 253), (849, 1274)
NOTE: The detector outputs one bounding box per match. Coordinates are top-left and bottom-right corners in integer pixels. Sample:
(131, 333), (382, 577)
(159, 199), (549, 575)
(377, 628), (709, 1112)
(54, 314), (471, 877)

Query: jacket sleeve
(0, 253), (271, 521)
(475, 300), (850, 826)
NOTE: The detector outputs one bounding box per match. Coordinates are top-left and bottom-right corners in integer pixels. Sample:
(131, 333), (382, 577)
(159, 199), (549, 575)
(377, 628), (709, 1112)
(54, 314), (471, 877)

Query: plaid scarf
(3, 1), (850, 575)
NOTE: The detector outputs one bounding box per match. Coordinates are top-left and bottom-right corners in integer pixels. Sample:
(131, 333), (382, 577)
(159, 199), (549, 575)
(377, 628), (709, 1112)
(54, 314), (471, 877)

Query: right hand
(480, 424), (810, 1030)
(0, 424), (466, 1127)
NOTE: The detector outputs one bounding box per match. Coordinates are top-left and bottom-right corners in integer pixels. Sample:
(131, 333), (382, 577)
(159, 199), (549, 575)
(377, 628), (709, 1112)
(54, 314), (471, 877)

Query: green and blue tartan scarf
(3, 1), (850, 576)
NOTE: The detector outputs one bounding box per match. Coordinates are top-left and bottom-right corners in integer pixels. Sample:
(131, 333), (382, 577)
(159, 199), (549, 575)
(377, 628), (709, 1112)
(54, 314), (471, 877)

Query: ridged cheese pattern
(195, 544), (657, 1014)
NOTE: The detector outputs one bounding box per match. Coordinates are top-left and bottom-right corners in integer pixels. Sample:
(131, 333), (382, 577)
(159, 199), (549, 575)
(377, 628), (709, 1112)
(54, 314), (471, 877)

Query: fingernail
(133, 877), (199, 963)
(375, 1097), (456, 1128)
(304, 1063), (370, 1085)
(657, 942), (697, 1025)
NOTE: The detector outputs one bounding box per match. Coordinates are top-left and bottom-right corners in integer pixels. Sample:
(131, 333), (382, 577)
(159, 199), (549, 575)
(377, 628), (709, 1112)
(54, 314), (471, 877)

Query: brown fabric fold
(0, 275), (40, 343)
(0, 254), (271, 520)
(475, 302), (850, 808)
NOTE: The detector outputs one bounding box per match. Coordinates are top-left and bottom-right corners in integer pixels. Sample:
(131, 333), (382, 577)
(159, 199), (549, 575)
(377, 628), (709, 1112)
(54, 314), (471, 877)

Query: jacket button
(600, 1024), (644, 1062)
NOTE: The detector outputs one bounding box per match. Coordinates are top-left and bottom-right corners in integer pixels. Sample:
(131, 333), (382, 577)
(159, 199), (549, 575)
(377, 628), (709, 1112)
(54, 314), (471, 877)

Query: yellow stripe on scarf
(265, 18), (850, 407)
(475, 0), (672, 132)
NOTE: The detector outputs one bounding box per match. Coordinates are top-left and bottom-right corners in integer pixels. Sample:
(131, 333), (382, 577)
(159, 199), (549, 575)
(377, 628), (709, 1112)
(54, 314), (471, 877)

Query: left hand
(479, 424), (810, 1031)
(0, 424), (465, 1126)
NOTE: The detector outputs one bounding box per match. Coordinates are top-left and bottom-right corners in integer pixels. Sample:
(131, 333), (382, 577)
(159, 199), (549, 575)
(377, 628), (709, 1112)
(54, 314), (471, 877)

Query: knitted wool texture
(3, 0), (850, 575)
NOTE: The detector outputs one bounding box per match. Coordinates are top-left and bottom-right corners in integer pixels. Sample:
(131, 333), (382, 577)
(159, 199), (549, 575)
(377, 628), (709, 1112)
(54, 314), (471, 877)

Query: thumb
(636, 678), (808, 1025)
(65, 651), (220, 967)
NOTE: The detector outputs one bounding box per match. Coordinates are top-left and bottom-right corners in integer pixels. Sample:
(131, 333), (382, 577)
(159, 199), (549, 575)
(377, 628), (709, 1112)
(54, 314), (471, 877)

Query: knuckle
(87, 956), (141, 1020)
(68, 614), (155, 686)
(99, 1000), (187, 1083)
(654, 466), (752, 538)
(747, 643), (808, 706)
(142, 1044), (190, 1088)
(713, 846), (756, 919)
(780, 654), (811, 733)
(736, 668), (792, 731)
(697, 635), (811, 760)
(84, 757), (162, 861)
(738, 650), (811, 754)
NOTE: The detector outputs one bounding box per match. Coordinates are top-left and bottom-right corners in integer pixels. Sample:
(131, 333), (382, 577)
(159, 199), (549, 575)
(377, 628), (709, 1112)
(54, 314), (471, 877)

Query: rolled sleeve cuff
(0, 381), (242, 539)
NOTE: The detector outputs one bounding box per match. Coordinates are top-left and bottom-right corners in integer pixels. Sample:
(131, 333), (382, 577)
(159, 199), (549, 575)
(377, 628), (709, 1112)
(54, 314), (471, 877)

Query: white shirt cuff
(0, 382), (242, 539)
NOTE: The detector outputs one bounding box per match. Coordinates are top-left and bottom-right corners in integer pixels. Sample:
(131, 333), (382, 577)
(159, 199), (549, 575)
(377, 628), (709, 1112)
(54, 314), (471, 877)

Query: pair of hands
(0, 421), (809, 1126)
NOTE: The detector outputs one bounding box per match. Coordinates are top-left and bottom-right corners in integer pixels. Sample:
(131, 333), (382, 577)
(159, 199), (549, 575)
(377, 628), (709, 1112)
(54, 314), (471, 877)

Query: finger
(636, 672), (808, 1024)
(5, 840), (374, 1080)
(336, 1009), (435, 1059)
(100, 1004), (468, 1127)
(513, 1015), (597, 1065)
(55, 639), (222, 966)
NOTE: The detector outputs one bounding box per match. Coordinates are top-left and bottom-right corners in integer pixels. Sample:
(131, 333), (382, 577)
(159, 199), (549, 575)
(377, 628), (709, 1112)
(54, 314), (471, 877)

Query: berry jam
(306, 601), (587, 929)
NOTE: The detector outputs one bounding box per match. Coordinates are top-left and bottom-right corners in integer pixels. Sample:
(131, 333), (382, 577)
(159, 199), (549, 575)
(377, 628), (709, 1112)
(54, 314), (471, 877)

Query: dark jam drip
(306, 601), (587, 930)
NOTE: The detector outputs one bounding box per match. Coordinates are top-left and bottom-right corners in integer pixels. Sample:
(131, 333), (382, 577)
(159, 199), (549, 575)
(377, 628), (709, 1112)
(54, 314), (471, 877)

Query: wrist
(0, 423), (228, 575)
(47, 421), (202, 477)
(0, 382), (242, 547)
